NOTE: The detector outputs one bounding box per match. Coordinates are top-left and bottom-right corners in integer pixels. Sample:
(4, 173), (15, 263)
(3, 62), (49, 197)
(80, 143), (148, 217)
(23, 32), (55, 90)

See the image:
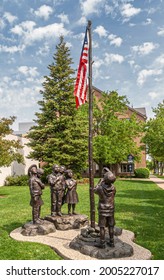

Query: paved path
(10, 227), (152, 260)
(149, 175), (164, 190)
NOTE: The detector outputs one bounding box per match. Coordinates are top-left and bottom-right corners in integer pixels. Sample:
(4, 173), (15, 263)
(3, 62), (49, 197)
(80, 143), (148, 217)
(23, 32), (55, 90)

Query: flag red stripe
(74, 27), (89, 108)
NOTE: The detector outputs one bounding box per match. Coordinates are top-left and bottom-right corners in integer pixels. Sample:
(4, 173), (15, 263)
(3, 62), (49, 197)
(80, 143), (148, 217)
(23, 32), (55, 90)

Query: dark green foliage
(27, 37), (88, 175)
(5, 175), (29, 186)
(134, 168), (150, 178)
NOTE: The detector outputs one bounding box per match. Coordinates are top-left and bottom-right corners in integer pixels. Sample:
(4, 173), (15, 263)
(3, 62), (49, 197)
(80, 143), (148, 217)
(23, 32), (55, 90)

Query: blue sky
(0, 0), (164, 130)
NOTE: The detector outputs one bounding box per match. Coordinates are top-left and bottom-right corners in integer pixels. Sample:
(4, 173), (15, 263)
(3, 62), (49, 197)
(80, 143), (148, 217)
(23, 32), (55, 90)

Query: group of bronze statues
(28, 164), (116, 248)
(47, 164), (79, 217)
(28, 164), (79, 224)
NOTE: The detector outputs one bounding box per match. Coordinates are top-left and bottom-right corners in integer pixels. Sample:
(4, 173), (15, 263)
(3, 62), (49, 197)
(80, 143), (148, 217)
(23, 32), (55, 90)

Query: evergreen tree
(27, 36), (88, 175)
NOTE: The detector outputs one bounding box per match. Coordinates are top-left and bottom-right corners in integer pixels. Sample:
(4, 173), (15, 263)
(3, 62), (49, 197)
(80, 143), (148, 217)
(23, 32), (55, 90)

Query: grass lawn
(156, 175), (164, 179)
(0, 179), (163, 260)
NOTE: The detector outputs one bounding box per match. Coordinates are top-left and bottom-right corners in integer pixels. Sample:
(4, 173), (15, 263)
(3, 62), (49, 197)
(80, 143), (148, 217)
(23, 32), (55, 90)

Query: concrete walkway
(149, 175), (164, 190)
(10, 227), (152, 260)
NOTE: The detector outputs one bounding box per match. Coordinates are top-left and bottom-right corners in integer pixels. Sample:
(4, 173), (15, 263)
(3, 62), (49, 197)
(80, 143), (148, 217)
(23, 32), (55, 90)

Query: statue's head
(102, 167), (110, 176)
(65, 169), (73, 178)
(37, 168), (44, 178)
(104, 171), (116, 184)
(28, 164), (37, 176)
(60, 165), (66, 174)
(52, 164), (60, 173)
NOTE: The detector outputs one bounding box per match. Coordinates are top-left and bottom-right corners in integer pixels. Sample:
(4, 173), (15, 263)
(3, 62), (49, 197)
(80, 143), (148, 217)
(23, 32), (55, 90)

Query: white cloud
(94, 25), (108, 37)
(137, 69), (162, 86)
(0, 18), (6, 29)
(57, 13), (69, 24)
(148, 91), (160, 100)
(36, 43), (50, 56)
(157, 27), (164, 36)
(108, 34), (123, 47)
(77, 16), (87, 26)
(0, 75), (43, 114)
(33, 5), (53, 20)
(25, 23), (69, 44)
(3, 12), (17, 24)
(147, 7), (158, 15)
(142, 18), (152, 25)
(65, 41), (72, 48)
(80, 0), (106, 16)
(120, 3), (141, 22)
(93, 40), (99, 48)
(11, 21), (36, 36)
(93, 57), (104, 79)
(2, 76), (11, 83)
(132, 42), (159, 55)
(105, 53), (124, 64)
(154, 54), (164, 68)
(128, 60), (140, 72)
(11, 21), (69, 46)
(104, 4), (114, 15)
(18, 66), (39, 77)
(0, 44), (25, 53)
(93, 57), (104, 69)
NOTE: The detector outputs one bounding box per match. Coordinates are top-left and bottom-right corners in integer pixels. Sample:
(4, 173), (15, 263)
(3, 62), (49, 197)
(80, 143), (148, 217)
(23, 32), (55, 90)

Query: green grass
(0, 179), (164, 260)
(156, 175), (164, 179)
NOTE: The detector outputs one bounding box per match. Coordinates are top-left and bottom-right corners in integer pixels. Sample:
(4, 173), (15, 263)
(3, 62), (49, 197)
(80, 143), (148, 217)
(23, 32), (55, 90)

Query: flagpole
(88, 20), (95, 228)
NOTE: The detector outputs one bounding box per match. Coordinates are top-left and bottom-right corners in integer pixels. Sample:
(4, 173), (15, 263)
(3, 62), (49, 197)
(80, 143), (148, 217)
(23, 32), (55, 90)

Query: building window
(121, 163), (134, 173)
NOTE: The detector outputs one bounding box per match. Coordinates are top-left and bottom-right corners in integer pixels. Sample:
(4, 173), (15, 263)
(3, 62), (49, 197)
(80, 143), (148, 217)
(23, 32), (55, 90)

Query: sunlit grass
(0, 179), (163, 259)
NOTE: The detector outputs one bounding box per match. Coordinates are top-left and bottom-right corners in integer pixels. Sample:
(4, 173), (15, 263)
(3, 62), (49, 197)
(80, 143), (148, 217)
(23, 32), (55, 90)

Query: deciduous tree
(0, 116), (23, 167)
(143, 100), (164, 175)
(93, 91), (144, 174)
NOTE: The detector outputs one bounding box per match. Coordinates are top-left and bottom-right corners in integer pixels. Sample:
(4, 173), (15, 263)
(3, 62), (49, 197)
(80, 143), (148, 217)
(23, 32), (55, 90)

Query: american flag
(74, 27), (89, 108)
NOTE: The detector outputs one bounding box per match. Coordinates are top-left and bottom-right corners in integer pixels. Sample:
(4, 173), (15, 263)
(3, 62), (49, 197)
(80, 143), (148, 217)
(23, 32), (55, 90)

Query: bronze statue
(64, 169), (79, 215)
(94, 169), (116, 248)
(47, 164), (65, 216)
(28, 165), (45, 224)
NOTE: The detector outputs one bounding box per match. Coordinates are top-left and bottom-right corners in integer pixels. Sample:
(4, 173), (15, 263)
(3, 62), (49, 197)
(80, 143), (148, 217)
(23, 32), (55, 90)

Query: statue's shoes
(34, 219), (42, 225)
(57, 212), (62, 216)
(51, 212), (57, 217)
(95, 242), (106, 249)
(107, 241), (114, 247)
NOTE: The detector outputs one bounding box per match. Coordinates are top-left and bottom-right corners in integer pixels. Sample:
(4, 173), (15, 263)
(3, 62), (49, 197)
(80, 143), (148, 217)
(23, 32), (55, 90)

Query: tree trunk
(99, 162), (103, 177)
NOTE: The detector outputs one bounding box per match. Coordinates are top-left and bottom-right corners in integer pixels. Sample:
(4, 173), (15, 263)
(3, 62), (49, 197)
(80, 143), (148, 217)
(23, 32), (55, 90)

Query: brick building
(93, 86), (147, 176)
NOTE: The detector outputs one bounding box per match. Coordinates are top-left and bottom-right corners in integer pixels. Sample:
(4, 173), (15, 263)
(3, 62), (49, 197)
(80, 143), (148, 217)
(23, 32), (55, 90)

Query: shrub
(134, 168), (150, 178)
(5, 175), (29, 186)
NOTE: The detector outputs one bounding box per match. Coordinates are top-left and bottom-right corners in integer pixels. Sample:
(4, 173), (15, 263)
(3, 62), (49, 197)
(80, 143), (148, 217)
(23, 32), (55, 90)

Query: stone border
(10, 227), (152, 260)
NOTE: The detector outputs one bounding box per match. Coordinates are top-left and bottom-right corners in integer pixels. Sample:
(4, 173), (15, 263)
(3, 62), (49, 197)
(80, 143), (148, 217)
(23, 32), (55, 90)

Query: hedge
(134, 168), (150, 178)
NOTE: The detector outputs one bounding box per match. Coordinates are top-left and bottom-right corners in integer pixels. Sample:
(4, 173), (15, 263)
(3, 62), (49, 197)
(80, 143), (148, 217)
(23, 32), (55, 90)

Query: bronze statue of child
(94, 169), (116, 248)
(47, 164), (66, 216)
(64, 169), (79, 215)
(28, 165), (45, 224)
